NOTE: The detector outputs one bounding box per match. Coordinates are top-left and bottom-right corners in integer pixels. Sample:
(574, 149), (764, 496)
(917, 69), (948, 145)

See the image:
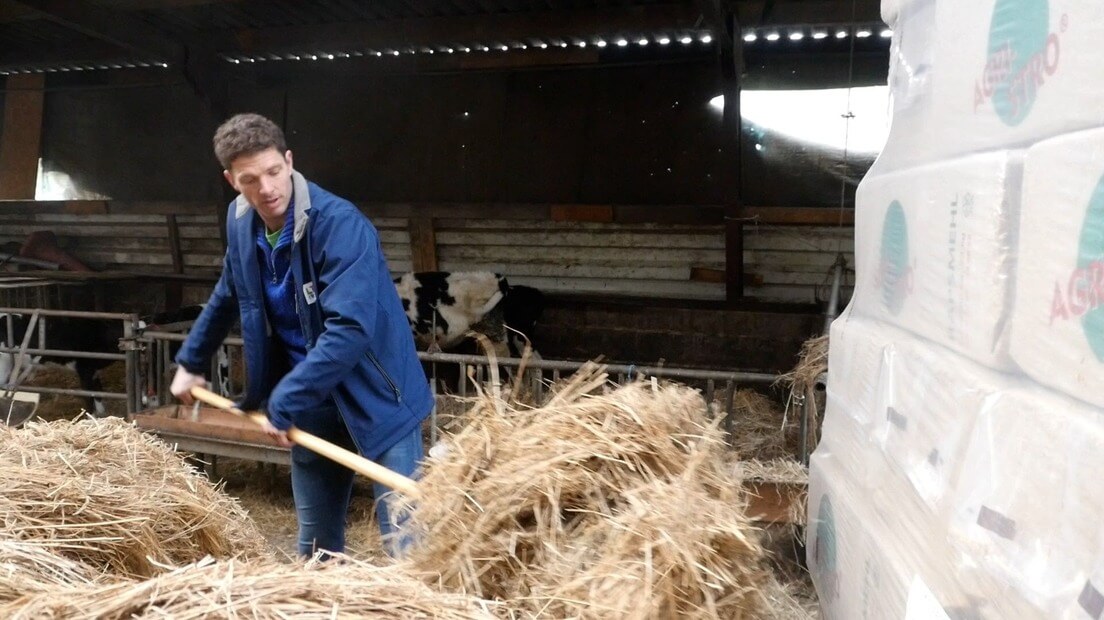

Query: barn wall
(26, 60), (870, 207)
(0, 202), (853, 306)
(39, 74), (220, 201)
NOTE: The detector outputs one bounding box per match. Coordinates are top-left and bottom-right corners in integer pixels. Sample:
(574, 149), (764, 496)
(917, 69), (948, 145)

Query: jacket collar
(234, 169), (312, 243)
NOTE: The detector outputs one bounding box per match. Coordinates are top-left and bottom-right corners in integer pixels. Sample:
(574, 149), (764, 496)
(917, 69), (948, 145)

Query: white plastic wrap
(812, 0), (1104, 616)
(1011, 126), (1104, 408)
(876, 0), (1104, 174)
(808, 452), (1040, 620)
(851, 150), (1022, 369)
(948, 386), (1104, 616)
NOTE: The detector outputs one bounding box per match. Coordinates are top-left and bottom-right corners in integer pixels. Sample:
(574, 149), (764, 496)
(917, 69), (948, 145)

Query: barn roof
(0, 0), (886, 74)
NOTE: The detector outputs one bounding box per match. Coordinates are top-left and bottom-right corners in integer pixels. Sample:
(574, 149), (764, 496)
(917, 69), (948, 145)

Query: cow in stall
(393, 271), (545, 389)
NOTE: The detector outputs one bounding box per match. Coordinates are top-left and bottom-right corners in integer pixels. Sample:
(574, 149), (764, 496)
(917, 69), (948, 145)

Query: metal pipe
(0, 253), (59, 270)
(0, 307), (136, 321)
(3, 385), (127, 400)
(0, 346), (124, 361)
(415, 351), (776, 383)
(823, 254), (846, 334)
(142, 331), (245, 346)
(124, 318), (138, 413)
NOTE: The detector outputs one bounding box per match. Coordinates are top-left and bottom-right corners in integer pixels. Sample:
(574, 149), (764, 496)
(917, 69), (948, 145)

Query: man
(170, 113), (432, 558)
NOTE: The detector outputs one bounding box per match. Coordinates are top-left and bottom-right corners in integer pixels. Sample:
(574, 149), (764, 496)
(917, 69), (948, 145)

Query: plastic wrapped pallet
(876, 0), (1104, 173)
(807, 453), (1039, 619)
(948, 385), (1104, 616)
(851, 150), (1023, 369)
(1011, 126), (1104, 408)
(875, 333), (1011, 515)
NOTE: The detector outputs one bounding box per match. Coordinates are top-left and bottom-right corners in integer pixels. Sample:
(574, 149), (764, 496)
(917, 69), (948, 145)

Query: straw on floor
(0, 555), (498, 620)
(0, 416), (268, 578)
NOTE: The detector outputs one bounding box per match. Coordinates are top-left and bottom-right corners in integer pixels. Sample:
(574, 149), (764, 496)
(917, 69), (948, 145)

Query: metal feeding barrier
(0, 307), (143, 424)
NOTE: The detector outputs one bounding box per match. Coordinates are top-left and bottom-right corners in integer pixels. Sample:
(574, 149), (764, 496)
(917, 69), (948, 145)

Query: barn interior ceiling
(0, 0), (885, 75)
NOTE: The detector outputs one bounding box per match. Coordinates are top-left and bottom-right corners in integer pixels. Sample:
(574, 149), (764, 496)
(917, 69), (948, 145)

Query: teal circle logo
(814, 494), (839, 602)
(877, 201), (911, 315)
(1077, 173), (1104, 360)
(982, 0), (1063, 126)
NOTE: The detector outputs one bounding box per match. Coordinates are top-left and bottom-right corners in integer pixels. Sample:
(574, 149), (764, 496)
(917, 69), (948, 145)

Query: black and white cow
(393, 271), (544, 360)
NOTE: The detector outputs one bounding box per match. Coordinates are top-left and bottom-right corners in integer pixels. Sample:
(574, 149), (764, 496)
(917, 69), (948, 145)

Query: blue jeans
(290, 402), (423, 558)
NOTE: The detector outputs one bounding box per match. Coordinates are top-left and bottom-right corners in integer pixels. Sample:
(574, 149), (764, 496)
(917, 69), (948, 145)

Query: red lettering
(1050, 281), (1069, 325)
(1069, 268), (1089, 316)
(1045, 33), (1060, 75)
(1090, 260), (1104, 311)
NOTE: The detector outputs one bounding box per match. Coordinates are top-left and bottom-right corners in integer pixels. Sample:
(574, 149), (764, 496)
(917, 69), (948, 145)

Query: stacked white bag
(809, 0), (1104, 618)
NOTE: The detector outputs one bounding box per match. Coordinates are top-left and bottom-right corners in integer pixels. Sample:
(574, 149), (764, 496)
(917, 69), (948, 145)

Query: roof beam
(735, 0), (883, 28)
(9, 0), (185, 63)
(219, 4), (708, 55)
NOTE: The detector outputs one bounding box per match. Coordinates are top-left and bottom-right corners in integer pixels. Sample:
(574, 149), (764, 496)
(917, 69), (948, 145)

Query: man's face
(224, 148), (294, 228)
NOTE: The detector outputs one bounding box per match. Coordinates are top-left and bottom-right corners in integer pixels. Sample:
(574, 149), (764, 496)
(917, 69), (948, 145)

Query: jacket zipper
(366, 351), (402, 403)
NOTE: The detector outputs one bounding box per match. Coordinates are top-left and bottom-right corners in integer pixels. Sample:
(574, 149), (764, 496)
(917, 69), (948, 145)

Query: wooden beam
(165, 214), (184, 308)
(739, 206), (855, 226)
(408, 216), (438, 272)
(221, 4), (704, 55)
(721, 11), (744, 304)
(735, 0), (882, 27)
(12, 0), (184, 63)
(0, 74), (44, 200)
(551, 205), (613, 223)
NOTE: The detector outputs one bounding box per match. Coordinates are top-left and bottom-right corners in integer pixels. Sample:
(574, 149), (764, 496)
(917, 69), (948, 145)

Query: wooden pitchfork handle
(189, 386), (420, 499)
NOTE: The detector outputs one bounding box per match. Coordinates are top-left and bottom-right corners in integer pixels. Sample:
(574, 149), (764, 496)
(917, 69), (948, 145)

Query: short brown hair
(212, 113), (288, 169)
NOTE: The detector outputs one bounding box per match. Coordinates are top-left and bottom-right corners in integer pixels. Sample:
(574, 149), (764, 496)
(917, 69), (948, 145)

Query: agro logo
(874, 201), (913, 315)
(974, 0), (1066, 126)
(1050, 172), (1104, 361)
(814, 494), (839, 603)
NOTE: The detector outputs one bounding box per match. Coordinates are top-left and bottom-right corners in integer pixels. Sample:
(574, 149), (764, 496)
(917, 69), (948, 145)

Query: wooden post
(720, 12), (745, 303)
(166, 214), (184, 309)
(0, 75), (45, 200)
(409, 216), (438, 272)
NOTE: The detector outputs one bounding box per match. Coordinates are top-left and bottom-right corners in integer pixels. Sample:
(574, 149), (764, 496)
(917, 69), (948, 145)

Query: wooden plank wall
(0, 202), (852, 304)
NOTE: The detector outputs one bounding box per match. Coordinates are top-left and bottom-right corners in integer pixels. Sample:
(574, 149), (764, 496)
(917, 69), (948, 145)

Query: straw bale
(1, 555), (498, 620)
(405, 363), (772, 618)
(0, 417), (268, 578)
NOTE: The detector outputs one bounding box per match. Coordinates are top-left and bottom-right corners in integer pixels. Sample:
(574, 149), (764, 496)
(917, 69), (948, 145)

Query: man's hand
(260, 418), (293, 448)
(170, 366), (207, 405)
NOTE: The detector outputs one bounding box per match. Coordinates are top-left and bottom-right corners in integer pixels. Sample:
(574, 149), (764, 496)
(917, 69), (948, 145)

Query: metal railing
(0, 307), (142, 414)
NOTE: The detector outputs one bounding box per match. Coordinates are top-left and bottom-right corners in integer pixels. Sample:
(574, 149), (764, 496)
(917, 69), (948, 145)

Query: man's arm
(265, 205), (380, 430)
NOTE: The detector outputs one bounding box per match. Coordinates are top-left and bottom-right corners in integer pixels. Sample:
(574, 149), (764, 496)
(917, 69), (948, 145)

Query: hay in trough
(405, 362), (772, 618)
(777, 335), (828, 398)
(726, 389), (801, 461)
(1, 555), (498, 620)
(0, 417), (268, 578)
(0, 539), (100, 604)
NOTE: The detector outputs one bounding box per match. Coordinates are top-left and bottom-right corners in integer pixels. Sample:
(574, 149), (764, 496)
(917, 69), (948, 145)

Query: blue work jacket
(176, 170), (432, 460)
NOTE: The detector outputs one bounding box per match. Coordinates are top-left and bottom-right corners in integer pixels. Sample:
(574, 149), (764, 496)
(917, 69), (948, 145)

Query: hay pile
(405, 363), (773, 618)
(0, 417), (268, 578)
(0, 539), (99, 603)
(1, 555), (496, 620)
